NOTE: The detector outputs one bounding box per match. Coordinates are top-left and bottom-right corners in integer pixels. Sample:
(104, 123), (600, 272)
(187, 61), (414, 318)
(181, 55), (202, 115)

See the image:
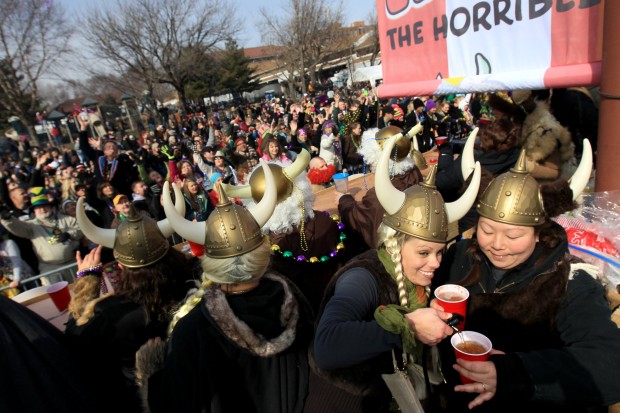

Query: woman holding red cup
(432, 142), (620, 412)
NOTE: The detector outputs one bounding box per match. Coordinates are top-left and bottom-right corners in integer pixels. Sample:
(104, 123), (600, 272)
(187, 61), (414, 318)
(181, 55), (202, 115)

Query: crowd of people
(1, 82), (619, 413)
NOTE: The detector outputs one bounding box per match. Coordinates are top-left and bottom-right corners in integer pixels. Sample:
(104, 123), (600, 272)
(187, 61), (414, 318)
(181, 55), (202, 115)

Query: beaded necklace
(271, 211), (346, 263)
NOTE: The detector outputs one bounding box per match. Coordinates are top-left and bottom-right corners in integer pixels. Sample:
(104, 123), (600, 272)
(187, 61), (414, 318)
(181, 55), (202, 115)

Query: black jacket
(146, 274), (313, 413)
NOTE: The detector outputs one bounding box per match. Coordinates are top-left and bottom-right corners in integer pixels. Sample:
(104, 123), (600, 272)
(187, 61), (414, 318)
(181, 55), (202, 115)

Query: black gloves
(0, 204), (13, 220)
(56, 232), (71, 243)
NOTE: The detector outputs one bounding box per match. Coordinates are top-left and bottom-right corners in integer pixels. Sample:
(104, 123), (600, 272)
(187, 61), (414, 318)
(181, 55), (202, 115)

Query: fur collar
(203, 273), (299, 357)
(247, 164), (316, 234)
(520, 101), (574, 162)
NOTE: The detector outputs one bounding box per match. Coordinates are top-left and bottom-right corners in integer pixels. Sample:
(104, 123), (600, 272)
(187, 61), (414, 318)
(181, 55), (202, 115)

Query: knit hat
(61, 199), (76, 214)
(413, 98), (425, 110)
(29, 187), (50, 208)
(234, 137), (245, 147)
(425, 99), (437, 111)
(210, 173), (223, 185)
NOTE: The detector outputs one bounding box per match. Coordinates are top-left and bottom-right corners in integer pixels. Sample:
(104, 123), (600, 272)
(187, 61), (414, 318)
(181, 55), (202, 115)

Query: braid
(386, 234), (409, 307)
(167, 278), (211, 336)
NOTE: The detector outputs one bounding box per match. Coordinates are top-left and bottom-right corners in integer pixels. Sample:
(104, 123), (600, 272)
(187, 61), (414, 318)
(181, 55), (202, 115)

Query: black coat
(146, 274), (313, 413)
(0, 296), (95, 413)
(433, 228), (620, 413)
(65, 296), (167, 413)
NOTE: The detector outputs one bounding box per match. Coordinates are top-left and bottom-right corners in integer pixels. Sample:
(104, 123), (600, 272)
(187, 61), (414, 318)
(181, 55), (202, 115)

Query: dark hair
(459, 219), (566, 288)
(96, 181), (118, 200)
(116, 248), (194, 322)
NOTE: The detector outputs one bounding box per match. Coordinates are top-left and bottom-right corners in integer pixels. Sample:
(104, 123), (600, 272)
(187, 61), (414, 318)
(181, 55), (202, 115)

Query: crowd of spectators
(0, 84), (597, 292)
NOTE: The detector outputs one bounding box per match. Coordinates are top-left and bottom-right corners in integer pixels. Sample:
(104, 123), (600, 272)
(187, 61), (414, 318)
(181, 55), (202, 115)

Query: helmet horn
(76, 198), (115, 248)
(247, 159), (277, 227)
(156, 182), (186, 237)
(569, 139), (593, 201)
(375, 134), (406, 215)
(460, 127), (478, 180)
(445, 161), (481, 223)
(162, 182), (206, 244)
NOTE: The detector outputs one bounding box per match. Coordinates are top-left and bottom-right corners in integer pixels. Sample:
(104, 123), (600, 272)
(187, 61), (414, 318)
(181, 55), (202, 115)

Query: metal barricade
(0, 262), (78, 293)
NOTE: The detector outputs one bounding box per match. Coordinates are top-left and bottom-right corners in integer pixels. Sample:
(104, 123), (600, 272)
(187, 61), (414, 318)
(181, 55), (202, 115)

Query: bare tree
(367, 10), (380, 66)
(0, 0), (72, 140)
(260, 0), (345, 95)
(79, 0), (238, 108)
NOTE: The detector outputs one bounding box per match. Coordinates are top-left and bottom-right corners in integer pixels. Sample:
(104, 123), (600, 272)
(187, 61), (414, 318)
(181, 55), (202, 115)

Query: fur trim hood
(520, 101), (574, 163)
(358, 128), (415, 175)
(203, 273), (299, 357)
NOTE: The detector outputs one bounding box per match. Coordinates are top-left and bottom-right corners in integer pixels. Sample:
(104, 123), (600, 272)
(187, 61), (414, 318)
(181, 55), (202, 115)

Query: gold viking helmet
(375, 125), (412, 162)
(477, 139), (593, 226)
(75, 184), (186, 267)
(162, 159), (278, 258)
(375, 133), (482, 243)
(221, 149), (310, 203)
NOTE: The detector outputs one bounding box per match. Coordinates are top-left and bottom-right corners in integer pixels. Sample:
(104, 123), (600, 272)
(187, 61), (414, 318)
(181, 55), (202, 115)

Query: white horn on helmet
(76, 198), (115, 249)
(247, 159), (277, 227)
(446, 161), (481, 223)
(157, 183), (186, 237)
(460, 127), (478, 180)
(569, 139), (593, 201)
(375, 134), (406, 215)
(162, 181), (205, 244)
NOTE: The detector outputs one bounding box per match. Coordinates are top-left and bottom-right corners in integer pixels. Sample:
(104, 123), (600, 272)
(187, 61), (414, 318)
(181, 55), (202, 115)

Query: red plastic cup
(435, 136), (448, 146)
(188, 241), (205, 257)
(46, 281), (71, 312)
(434, 284), (469, 330)
(451, 331), (492, 384)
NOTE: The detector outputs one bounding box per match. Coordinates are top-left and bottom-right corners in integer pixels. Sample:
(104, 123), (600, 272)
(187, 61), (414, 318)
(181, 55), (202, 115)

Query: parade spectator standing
(342, 121), (364, 174)
(77, 116), (138, 197)
(67, 192), (195, 413)
(319, 121), (342, 170)
(138, 163), (311, 413)
(261, 135), (291, 163)
(233, 137), (259, 169)
(1, 187), (82, 282)
(0, 181), (39, 275)
(307, 156), (337, 193)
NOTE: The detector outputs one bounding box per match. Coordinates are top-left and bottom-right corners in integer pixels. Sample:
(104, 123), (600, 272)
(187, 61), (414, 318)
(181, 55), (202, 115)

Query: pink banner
(377, 0), (604, 98)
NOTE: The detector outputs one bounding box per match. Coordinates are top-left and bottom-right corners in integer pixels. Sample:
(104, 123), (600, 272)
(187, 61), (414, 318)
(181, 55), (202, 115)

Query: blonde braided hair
(167, 242), (271, 336)
(378, 223), (409, 307)
(167, 278), (210, 336)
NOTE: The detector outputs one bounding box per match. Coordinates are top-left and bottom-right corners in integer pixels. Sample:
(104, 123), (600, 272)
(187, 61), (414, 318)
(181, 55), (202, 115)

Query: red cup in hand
(434, 284), (469, 330)
(451, 331), (492, 383)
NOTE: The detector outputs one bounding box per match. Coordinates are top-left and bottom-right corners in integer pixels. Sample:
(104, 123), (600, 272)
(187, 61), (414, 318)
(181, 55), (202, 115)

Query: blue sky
(57, 0), (377, 48)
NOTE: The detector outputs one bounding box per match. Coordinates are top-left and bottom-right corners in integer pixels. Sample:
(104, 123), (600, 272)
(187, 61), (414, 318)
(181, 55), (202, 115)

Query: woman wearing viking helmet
(136, 160), (313, 413)
(432, 140), (620, 412)
(65, 187), (195, 413)
(222, 149), (346, 313)
(305, 133), (482, 412)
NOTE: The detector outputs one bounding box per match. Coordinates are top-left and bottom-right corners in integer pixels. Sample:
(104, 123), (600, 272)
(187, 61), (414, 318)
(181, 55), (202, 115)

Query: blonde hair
(378, 223), (409, 307)
(167, 241), (271, 335)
